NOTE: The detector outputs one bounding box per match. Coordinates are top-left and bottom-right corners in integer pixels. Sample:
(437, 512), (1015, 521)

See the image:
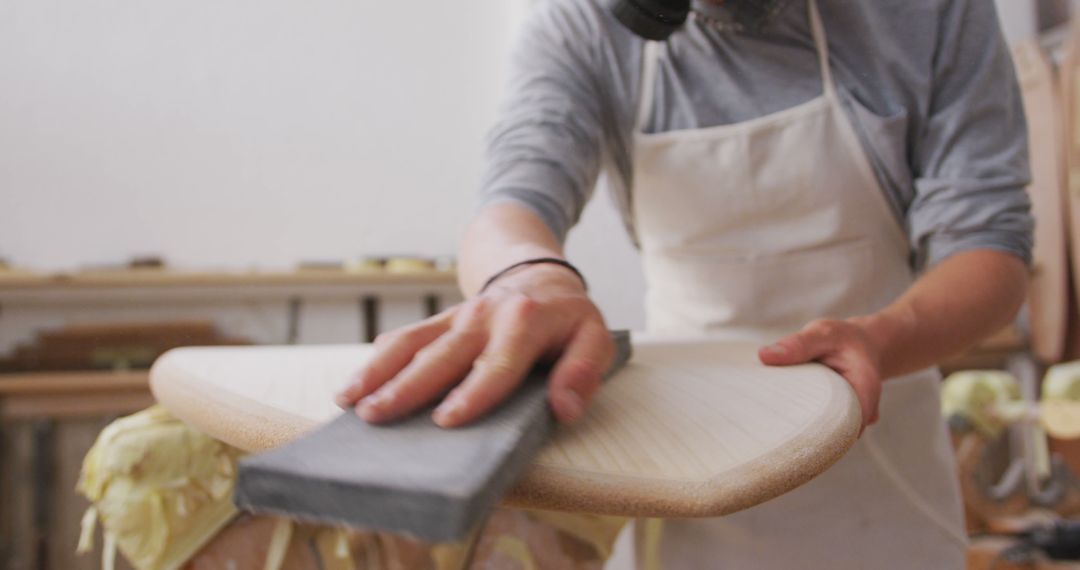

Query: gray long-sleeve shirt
(478, 0), (1034, 270)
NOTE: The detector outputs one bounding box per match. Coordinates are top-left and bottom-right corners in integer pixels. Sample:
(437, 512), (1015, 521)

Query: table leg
(360, 296), (380, 343)
(423, 294), (441, 318)
(32, 419), (54, 570)
(287, 297), (303, 345)
(0, 419), (7, 569)
(1008, 353), (1048, 498)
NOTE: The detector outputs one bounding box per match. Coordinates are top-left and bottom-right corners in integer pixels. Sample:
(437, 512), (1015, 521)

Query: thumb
(759, 326), (833, 366)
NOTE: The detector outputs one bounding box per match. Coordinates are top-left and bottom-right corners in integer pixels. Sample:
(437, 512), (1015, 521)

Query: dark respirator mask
(612, 0), (779, 39)
(611, 0), (691, 40)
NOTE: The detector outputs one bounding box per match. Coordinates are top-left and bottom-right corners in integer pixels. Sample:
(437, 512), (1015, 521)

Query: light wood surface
(1014, 41), (1069, 364)
(0, 269), (457, 291)
(0, 371), (153, 420)
(1062, 22), (1080, 362)
(149, 337), (860, 518)
(0, 371), (149, 394)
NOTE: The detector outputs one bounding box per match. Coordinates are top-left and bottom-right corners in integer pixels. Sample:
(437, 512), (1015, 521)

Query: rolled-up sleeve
(476, 0), (615, 243)
(907, 0), (1034, 270)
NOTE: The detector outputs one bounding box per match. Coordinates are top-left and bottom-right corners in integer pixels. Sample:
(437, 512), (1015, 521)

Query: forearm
(457, 201), (570, 297)
(853, 249), (1029, 379)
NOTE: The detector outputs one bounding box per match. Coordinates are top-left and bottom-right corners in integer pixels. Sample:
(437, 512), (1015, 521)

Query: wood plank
(0, 269), (457, 291)
(37, 320), (216, 340)
(1, 392), (155, 421)
(0, 372), (149, 395)
(1012, 41), (1070, 364)
(1060, 20), (1080, 362)
(0, 372), (152, 420)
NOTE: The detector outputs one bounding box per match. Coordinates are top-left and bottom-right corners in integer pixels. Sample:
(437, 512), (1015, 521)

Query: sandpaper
(234, 331), (632, 542)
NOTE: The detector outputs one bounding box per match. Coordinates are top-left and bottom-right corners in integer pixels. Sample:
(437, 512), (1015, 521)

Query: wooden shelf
(0, 370), (149, 394)
(0, 269), (457, 291)
(0, 370), (153, 420)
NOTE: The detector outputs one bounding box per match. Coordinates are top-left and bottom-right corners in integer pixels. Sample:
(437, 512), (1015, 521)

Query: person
(336, 0), (1033, 567)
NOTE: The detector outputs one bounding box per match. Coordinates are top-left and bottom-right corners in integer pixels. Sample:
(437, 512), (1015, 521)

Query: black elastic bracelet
(478, 257), (588, 294)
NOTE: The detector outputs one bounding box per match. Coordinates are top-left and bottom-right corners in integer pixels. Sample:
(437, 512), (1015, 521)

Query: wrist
(479, 257), (587, 295)
(458, 239), (564, 295)
(480, 261), (588, 296)
(849, 306), (917, 372)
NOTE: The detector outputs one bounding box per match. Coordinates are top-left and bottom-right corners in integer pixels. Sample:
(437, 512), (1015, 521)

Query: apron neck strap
(635, 40), (661, 132)
(635, 0), (836, 131)
(807, 0), (835, 99)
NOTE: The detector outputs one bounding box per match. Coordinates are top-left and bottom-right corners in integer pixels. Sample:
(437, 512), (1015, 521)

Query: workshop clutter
(75, 407), (622, 570)
(944, 363), (1080, 567)
(75, 406), (415, 570)
(77, 406), (243, 570)
(298, 256), (455, 274)
(0, 254), (463, 568)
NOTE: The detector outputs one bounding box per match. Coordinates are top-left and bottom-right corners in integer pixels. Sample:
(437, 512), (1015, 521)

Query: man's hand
(335, 264), (615, 428)
(759, 319), (884, 431)
(757, 249), (1029, 433)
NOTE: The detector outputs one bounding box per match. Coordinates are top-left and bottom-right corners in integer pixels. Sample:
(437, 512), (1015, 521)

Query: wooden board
(0, 269), (457, 291)
(149, 337), (860, 518)
(0, 371), (153, 420)
(1062, 23), (1080, 362)
(1013, 41), (1069, 364)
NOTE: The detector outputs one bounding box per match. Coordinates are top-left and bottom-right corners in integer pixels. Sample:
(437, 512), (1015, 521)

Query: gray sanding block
(234, 330), (632, 542)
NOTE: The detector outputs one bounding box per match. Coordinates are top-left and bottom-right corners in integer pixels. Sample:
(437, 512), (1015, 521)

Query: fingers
(815, 345), (881, 430)
(339, 287), (611, 429)
(838, 356), (881, 428)
(335, 307), (458, 408)
(547, 321), (615, 424)
(432, 296), (546, 428)
(759, 319), (882, 430)
(357, 323), (488, 423)
(758, 319), (839, 366)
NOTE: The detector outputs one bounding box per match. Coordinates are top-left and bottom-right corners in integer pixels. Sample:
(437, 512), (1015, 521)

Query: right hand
(334, 263), (615, 428)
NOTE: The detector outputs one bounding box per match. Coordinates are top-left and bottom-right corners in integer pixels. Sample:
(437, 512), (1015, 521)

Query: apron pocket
(643, 238), (875, 333)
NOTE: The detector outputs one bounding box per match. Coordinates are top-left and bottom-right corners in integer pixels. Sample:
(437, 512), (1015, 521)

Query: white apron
(623, 1), (967, 567)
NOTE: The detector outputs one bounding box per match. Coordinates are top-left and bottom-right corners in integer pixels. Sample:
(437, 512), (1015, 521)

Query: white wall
(0, 0), (526, 270)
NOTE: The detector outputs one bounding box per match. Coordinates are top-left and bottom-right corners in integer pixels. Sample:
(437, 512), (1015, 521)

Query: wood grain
(1061, 22), (1080, 362)
(150, 337), (860, 517)
(1013, 41), (1069, 364)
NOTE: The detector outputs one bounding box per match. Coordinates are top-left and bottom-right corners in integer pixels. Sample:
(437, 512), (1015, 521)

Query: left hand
(758, 318), (883, 432)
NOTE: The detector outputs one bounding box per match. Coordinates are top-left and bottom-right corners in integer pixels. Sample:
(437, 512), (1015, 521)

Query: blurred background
(1, 0), (1079, 569)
